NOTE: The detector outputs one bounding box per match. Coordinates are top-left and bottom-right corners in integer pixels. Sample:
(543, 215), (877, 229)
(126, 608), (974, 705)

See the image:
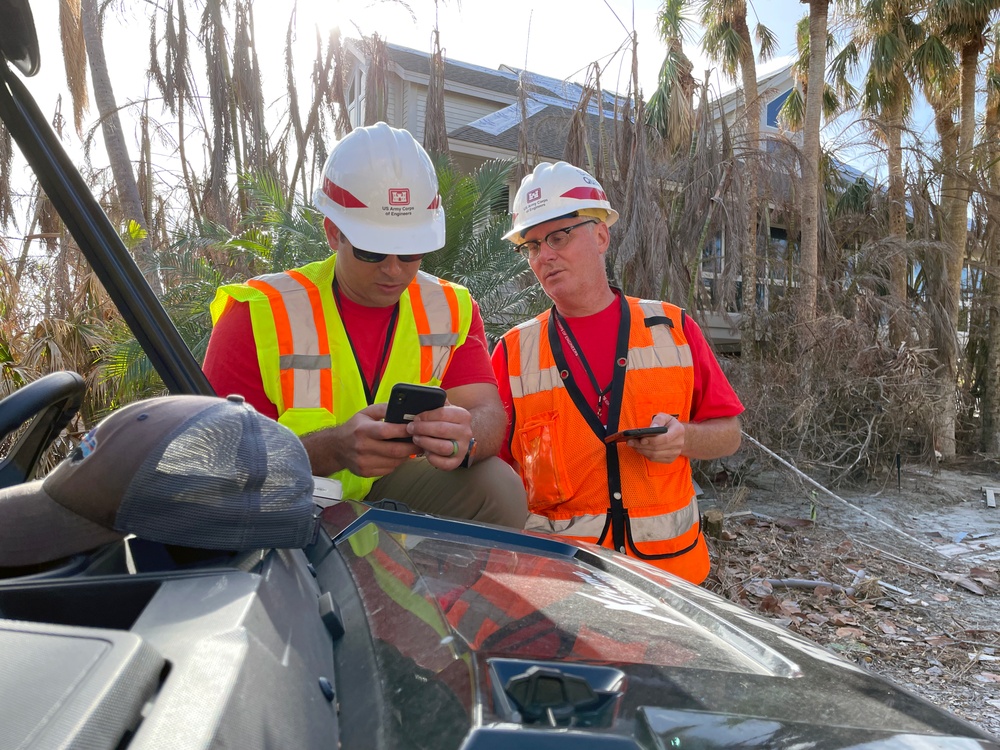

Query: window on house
(767, 227), (791, 282)
(766, 89), (792, 128)
(702, 232), (724, 276)
(700, 232), (725, 306)
(732, 280), (767, 312)
(744, 226), (798, 312)
(347, 71), (365, 127)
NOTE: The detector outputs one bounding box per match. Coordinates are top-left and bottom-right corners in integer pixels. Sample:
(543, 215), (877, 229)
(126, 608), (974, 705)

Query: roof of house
(382, 43), (523, 99)
(359, 41), (627, 161)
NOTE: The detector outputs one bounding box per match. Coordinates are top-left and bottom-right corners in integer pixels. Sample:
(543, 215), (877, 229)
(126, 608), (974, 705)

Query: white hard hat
(504, 161), (619, 245)
(312, 122), (445, 254)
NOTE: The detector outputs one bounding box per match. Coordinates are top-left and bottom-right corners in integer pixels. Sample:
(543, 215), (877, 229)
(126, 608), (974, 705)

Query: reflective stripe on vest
(526, 497), (699, 543)
(407, 274), (463, 382)
(245, 267), (468, 412)
(510, 305), (694, 397)
(248, 270), (334, 412)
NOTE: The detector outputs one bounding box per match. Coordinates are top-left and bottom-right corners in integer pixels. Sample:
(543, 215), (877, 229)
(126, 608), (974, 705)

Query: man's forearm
(682, 416), (742, 460)
(300, 427), (345, 477)
(466, 399), (508, 460)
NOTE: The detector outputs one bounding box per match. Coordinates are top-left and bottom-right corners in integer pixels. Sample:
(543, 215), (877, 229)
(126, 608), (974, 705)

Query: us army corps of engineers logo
(384, 187), (414, 218)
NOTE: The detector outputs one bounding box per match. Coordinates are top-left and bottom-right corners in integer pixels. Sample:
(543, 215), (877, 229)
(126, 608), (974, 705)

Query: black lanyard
(552, 309), (612, 421)
(333, 279), (399, 405)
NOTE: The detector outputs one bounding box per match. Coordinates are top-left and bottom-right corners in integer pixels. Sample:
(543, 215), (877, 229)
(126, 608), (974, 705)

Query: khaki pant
(365, 456), (527, 529)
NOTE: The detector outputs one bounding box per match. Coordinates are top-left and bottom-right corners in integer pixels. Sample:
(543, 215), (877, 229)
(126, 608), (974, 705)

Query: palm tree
(699, 0), (777, 357)
(80, 0), (160, 294)
(833, 0), (925, 348)
(977, 29), (1000, 454)
(647, 0), (696, 156)
(798, 0), (832, 330)
(915, 0), (998, 458)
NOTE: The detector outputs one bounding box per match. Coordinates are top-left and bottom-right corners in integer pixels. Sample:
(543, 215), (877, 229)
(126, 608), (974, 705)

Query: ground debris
(705, 509), (1000, 737)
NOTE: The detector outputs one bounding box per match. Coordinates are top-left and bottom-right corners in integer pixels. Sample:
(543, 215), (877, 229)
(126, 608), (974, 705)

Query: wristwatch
(461, 437), (477, 468)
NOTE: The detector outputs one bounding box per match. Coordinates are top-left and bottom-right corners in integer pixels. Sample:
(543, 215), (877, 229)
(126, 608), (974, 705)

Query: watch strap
(461, 437), (477, 468)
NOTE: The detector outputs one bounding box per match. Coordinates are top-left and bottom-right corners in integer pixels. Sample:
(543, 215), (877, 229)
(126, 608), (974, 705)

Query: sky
(24, 0), (811, 121)
(280, 0), (810, 103)
(15, 0), (890, 195)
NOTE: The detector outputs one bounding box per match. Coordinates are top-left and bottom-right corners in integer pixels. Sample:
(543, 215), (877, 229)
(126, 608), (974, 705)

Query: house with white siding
(341, 39), (622, 173)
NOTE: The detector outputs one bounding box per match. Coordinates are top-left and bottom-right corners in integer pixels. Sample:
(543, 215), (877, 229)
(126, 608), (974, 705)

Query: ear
(323, 217), (343, 250)
(593, 221), (611, 254)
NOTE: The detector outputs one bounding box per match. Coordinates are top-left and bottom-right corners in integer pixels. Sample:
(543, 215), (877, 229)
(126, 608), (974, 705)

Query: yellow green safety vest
(210, 254), (473, 499)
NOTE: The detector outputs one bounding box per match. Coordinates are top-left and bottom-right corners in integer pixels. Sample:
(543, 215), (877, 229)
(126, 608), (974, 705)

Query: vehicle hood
(317, 501), (998, 749)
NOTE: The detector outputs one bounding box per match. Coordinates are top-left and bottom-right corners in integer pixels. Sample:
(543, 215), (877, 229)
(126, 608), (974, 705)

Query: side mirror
(0, 0), (39, 76)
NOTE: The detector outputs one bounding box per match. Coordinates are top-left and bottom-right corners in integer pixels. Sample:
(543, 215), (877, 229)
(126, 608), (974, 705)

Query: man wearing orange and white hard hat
(204, 123), (526, 527)
(492, 162), (744, 582)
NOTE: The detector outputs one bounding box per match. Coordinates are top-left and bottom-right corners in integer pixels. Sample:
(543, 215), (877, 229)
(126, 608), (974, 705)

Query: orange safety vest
(499, 295), (709, 584)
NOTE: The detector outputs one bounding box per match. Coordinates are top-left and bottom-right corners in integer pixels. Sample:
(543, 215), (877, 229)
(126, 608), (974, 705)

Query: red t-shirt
(490, 293), (744, 462)
(204, 292), (496, 419)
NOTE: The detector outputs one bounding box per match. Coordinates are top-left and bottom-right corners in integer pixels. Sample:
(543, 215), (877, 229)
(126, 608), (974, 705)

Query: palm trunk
(81, 0), (161, 294)
(983, 56), (1000, 455)
(947, 44), (979, 308)
(934, 43), (980, 459)
(885, 95), (907, 348)
(799, 0), (828, 333)
(929, 99), (959, 460)
(984, 202), (1000, 454)
(736, 14), (760, 360)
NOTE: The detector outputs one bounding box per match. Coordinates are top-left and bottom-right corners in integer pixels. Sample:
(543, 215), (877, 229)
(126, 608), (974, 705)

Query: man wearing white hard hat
(204, 123), (527, 527)
(492, 162), (743, 581)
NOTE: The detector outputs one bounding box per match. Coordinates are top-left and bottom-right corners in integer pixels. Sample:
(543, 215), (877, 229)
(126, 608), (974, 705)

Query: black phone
(384, 383), (447, 430)
(603, 425), (670, 444)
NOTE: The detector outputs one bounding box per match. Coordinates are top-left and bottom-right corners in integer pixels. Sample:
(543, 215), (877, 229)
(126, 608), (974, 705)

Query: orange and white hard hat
(312, 122), (445, 254)
(504, 161), (619, 245)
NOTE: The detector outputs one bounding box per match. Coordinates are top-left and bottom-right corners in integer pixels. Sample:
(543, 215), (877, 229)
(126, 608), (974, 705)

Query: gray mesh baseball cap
(0, 394), (317, 567)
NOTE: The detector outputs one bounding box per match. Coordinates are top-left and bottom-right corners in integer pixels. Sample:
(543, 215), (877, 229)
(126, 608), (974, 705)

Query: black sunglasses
(353, 246), (427, 264)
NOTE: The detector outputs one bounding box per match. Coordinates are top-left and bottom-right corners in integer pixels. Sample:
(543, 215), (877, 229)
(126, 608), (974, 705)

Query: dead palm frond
(363, 33), (389, 126)
(58, 0), (89, 136)
(423, 29), (449, 157)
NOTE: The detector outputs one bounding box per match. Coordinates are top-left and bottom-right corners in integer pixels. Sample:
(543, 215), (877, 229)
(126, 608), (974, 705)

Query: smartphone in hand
(384, 383), (447, 440)
(603, 425), (670, 444)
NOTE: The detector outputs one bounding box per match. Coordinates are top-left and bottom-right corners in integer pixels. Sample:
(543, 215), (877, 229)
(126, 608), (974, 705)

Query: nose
(380, 255), (407, 275)
(533, 242), (558, 263)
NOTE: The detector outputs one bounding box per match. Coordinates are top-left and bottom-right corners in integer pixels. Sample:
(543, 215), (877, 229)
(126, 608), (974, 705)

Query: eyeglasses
(515, 219), (598, 260)
(353, 246), (427, 264)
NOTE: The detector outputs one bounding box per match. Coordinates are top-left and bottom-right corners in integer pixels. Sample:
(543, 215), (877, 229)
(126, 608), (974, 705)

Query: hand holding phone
(603, 425), (670, 444)
(384, 384), (447, 441)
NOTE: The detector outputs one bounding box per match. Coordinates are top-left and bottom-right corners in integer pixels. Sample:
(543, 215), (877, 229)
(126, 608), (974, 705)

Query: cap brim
(0, 480), (124, 567)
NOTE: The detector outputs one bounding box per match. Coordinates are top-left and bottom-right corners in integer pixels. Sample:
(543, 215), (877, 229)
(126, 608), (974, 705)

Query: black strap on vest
(547, 292), (632, 553)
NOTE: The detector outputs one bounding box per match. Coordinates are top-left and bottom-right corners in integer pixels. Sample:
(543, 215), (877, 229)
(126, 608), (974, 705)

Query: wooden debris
(982, 486), (998, 509)
(703, 509), (725, 539)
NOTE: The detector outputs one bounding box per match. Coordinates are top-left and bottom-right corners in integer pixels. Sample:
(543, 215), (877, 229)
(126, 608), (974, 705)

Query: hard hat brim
(503, 207), (619, 246)
(314, 189), (446, 254)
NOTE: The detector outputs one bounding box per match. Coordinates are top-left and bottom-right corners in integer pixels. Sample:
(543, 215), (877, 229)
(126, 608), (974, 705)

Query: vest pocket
(517, 410), (573, 511)
(623, 512), (702, 560)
